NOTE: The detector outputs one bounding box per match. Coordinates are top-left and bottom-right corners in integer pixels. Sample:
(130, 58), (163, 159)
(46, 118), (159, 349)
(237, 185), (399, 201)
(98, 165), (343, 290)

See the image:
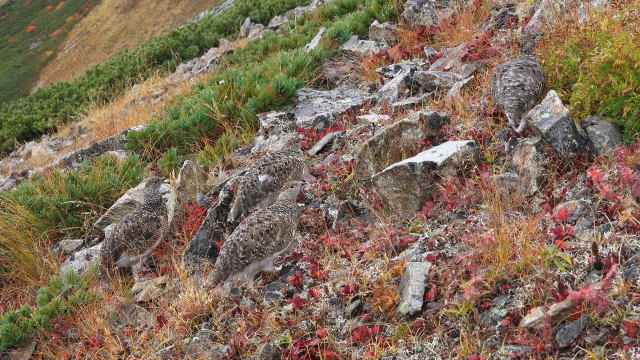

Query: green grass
(129, 0), (401, 161)
(0, 0), (309, 156)
(0, 0), (98, 104)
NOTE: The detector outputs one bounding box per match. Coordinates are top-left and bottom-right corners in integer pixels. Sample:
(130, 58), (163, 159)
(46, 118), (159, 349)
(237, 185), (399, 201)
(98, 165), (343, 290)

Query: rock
(482, 3), (518, 32)
(103, 298), (155, 332)
(490, 172), (529, 197)
(239, 18), (265, 39)
(176, 160), (210, 204)
(369, 21), (400, 45)
(376, 70), (414, 106)
(556, 316), (590, 348)
(402, 0), (453, 27)
(294, 87), (367, 129)
(60, 243), (102, 277)
(519, 299), (575, 329)
(445, 76), (474, 100)
(339, 35), (387, 58)
(345, 299), (364, 318)
(304, 27), (326, 52)
(94, 178), (177, 237)
(131, 276), (169, 303)
(355, 114), (390, 125)
(355, 110), (450, 180)
(429, 43), (486, 78)
(397, 262), (432, 317)
(553, 199), (594, 223)
(413, 70), (465, 96)
(196, 193), (212, 208)
(391, 93), (433, 109)
(185, 0), (235, 26)
(506, 137), (549, 195)
(376, 60), (424, 79)
(424, 46), (439, 62)
(307, 131), (343, 156)
(51, 239), (84, 256)
(372, 140), (478, 217)
(5, 337), (36, 360)
(524, 0), (566, 35)
(525, 91), (592, 157)
(583, 117), (623, 157)
(578, 0), (610, 23)
(264, 278), (288, 302)
(253, 111), (298, 153)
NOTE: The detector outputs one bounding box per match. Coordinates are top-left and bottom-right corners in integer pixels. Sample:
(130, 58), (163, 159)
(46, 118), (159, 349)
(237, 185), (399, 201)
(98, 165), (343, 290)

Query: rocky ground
(2, 0), (640, 359)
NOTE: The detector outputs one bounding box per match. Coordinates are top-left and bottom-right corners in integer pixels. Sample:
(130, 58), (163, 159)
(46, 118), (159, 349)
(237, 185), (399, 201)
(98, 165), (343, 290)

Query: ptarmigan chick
(491, 32), (547, 133)
(208, 180), (304, 287)
(227, 146), (306, 222)
(100, 177), (169, 279)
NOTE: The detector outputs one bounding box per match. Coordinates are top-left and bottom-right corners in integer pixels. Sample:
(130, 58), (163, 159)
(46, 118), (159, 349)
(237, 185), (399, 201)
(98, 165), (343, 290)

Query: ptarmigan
(208, 180), (303, 287)
(491, 32), (547, 133)
(100, 177), (170, 278)
(227, 146), (306, 222)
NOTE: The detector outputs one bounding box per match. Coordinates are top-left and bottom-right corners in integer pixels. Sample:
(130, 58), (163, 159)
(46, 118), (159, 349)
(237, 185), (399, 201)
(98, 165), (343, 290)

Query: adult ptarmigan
(227, 146), (306, 222)
(208, 180), (303, 287)
(491, 33), (547, 133)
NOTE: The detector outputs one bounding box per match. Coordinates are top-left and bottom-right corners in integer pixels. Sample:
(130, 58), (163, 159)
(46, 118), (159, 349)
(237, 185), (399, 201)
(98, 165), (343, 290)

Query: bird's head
(277, 181), (304, 202)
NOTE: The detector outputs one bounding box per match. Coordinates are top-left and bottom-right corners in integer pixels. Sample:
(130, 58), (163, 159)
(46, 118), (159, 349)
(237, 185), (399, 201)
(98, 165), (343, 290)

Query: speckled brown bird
(100, 177), (170, 278)
(491, 32), (547, 133)
(227, 146), (306, 222)
(209, 180), (303, 287)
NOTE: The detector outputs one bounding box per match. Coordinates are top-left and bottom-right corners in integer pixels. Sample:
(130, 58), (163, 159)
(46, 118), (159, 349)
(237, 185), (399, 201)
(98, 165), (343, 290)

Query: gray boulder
(413, 70), (465, 96)
(176, 160), (210, 204)
(372, 140), (478, 217)
(239, 18), (265, 39)
(294, 87), (367, 129)
(376, 70), (414, 106)
(60, 243), (102, 277)
(556, 316), (590, 348)
(355, 111), (450, 180)
(402, 0), (453, 27)
(429, 42), (485, 78)
(376, 60), (425, 79)
(506, 137), (549, 195)
(525, 91), (592, 157)
(397, 262), (432, 317)
(253, 110), (298, 153)
(340, 35), (387, 58)
(583, 117), (623, 157)
(369, 21), (400, 45)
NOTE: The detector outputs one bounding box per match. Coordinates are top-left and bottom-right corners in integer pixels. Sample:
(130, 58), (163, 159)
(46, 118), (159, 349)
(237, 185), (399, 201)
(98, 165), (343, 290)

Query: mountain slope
(35, 0), (219, 88)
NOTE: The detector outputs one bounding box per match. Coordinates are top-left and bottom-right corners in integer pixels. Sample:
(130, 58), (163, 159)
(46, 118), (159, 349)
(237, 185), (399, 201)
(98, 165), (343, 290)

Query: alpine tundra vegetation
(0, 0), (639, 358)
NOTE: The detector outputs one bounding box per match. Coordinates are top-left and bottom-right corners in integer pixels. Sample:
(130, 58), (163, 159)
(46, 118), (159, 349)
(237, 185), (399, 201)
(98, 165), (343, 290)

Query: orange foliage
(50, 28), (63, 37)
(46, 5), (55, 10)
(7, 38), (18, 43)
(56, 1), (65, 10)
(26, 25), (37, 33)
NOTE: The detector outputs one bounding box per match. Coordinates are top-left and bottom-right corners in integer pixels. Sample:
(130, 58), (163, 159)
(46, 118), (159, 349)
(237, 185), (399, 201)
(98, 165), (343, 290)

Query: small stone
(376, 60), (424, 78)
(397, 262), (432, 317)
(131, 276), (169, 303)
(402, 0), (453, 27)
(304, 27), (326, 52)
(307, 131), (342, 156)
(429, 42), (485, 78)
(196, 193), (212, 209)
(344, 299), (364, 318)
(355, 114), (391, 125)
(369, 21), (400, 45)
(556, 315), (589, 348)
(583, 117), (623, 157)
(52, 239), (84, 255)
(423, 46), (439, 62)
(525, 91), (592, 157)
(60, 243), (102, 277)
(553, 199), (594, 223)
(413, 70), (465, 96)
(507, 137), (549, 195)
(264, 279), (288, 303)
(376, 70), (413, 106)
(519, 299), (575, 329)
(339, 35), (387, 58)
(176, 160), (210, 204)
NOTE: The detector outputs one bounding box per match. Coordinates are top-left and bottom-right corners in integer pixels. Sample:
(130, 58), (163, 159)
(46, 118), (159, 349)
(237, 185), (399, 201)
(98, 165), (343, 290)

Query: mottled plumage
(491, 33), (547, 133)
(100, 177), (169, 276)
(209, 181), (303, 286)
(227, 146), (306, 222)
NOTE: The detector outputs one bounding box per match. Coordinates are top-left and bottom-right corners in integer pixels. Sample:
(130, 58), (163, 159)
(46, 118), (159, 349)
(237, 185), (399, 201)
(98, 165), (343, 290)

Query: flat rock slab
(369, 21), (399, 45)
(294, 87), (367, 130)
(397, 261), (432, 317)
(339, 35), (387, 58)
(60, 243), (102, 277)
(372, 140), (477, 217)
(402, 0), (453, 27)
(556, 315), (589, 348)
(525, 90), (592, 157)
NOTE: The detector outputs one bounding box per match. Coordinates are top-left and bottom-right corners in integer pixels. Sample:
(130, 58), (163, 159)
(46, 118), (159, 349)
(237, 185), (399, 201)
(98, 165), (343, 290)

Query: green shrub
(128, 0), (400, 159)
(0, 271), (96, 353)
(0, 0), (310, 156)
(541, 8), (640, 139)
(157, 147), (185, 177)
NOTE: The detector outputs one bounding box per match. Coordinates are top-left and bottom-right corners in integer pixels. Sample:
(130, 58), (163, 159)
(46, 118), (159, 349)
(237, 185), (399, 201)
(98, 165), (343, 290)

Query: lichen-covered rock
(429, 42), (486, 78)
(376, 60), (425, 79)
(401, 0), (453, 27)
(60, 243), (102, 277)
(413, 70), (465, 96)
(131, 276), (170, 303)
(375, 70), (413, 105)
(294, 87), (367, 129)
(525, 91), (592, 157)
(372, 140), (478, 217)
(253, 111), (298, 153)
(397, 262), (432, 317)
(176, 160), (210, 204)
(369, 21), (400, 45)
(51, 239), (85, 256)
(506, 137), (549, 195)
(304, 27), (326, 52)
(519, 299), (575, 329)
(355, 111), (450, 180)
(556, 316), (590, 348)
(239, 18), (265, 39)
(583, 117), (623, 157)
(339, 35), (387, 58)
